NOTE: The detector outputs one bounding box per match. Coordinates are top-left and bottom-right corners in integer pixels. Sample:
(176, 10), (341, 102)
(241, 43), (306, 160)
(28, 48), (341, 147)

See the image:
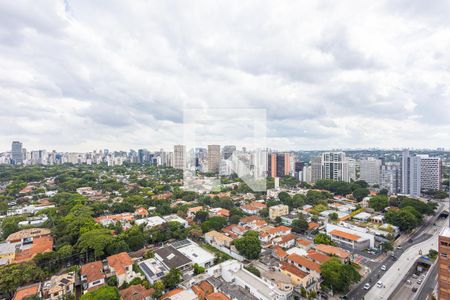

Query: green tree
(244, 265), (261, 277)
(369, 195), (389, 212)
(76, 229), (115, 259)
(234, 231), (262, 259)
(329, 212), (338, 221)
(352, 188), (369, 201)
(291, 215), (309, 233)
(314, 233), (336, 246)
(194, 210), (209, 223)
(162, 268), (182, 290)
(201, 216), (227, 233)
(320, 258), (361, 293)
(193, 263), (205, 275)
(0, 262), (45, 296)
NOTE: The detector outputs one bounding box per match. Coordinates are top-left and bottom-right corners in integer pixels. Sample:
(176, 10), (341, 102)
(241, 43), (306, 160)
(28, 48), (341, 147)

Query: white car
(364, 283), (371, 290)
(376, 281), (383, 288)
(381, 265), (386, 271)
(417, 280), (422, 285)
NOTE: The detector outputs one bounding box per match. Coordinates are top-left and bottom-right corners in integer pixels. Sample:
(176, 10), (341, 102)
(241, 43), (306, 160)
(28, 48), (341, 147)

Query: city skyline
(1, 1), (450, 151)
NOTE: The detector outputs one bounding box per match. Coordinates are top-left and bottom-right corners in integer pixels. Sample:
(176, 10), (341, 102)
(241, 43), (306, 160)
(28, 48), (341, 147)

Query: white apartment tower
(321, 152), (350, 182)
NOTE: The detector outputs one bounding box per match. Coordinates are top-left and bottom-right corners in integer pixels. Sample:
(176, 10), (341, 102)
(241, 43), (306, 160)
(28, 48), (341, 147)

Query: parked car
(376, 281), (383, 288)
(412, 274), (418, 279)
(381, 265), (386, 271)
(364, 283), (371, 290)
(417, 280), (422, 285)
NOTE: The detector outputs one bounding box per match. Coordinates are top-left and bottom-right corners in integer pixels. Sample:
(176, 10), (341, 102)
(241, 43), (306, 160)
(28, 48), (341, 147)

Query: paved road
(364, 219), (444, 300)
(416, 261), (438, 300)
(346, 202), (446, 300)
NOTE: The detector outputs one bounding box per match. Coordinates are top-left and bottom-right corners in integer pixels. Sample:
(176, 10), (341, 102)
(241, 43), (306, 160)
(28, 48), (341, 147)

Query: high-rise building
(380, 162), (401, 194)
(310, 156), (322, 183)
(11, 141), (23, 165)
(267, 153), (291, 177)
(207, 145), (221, 173)
(359, 157), (382, 186)
(419, 155), (442, 192)
(222, 145), (236, 160)
(401, 150), (442, 196)
(438, 226), (450, 300)
(173, 145), (186, 170)
(321, 152), (350, 182)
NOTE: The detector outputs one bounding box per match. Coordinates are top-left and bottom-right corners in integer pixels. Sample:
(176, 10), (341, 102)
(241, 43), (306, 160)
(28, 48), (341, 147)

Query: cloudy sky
(1, 0), (450, 152)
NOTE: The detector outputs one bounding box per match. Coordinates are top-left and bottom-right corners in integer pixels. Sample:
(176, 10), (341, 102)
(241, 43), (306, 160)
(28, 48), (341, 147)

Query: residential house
(269, 204), (289, 220)
(13, 283), (41, 300)
(119, 284), (154, 300)
(80, 261), (106, 292)
(241, 201), (266, 215)
(205, 231), (233, 248)
(106, 252), (136, 286)
(314, 244), (351, 261)
(42, 272), (76, 300)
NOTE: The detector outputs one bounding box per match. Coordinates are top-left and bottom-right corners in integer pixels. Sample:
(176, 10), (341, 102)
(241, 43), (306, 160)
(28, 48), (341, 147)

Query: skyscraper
(321, 152), (350, 182)
(207, 145), (220, 173)
(380, 162), (401, 194)
(401, 150), (442, 196)
(173, 145), (186, 170)
(310, 156), (322, 183)
(11, 141), (23, 165)
(359, 157), (382, 186)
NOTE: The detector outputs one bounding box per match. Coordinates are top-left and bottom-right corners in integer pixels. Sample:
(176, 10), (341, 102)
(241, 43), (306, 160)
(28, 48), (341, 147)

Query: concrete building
(310, 156), (322, 183)
(321, 152), (350, 182)
(207, 145), (221, 173)
(173, 145), (186, 170)
(380, 162), (401, 194)
(268, 153), (291, 178)
(11, 141), (23, 165)
(325, 223), (374, 250)
(222, 145), (236, 160)
(419, 155), (442, 191)
(359, 157), (381, 186)
(269, 204), (289, 220)
(439, 227), (450, 300)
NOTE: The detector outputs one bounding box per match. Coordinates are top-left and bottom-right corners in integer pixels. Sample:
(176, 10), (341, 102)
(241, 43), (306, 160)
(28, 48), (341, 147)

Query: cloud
(0, 0), (449, 151)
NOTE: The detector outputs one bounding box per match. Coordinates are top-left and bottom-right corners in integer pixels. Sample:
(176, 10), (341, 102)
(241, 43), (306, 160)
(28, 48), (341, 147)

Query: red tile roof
(13, 283), (40, 300)
(307, 249), (331, 264)
(107, 252), (132, 275)
(314, 244), (350, 259)
(120, 284), (154, 300)
(81, 261), (105, 283)
(14, 236), (53, 263)
(206, 292), (230, 300)
(329, 229), (361, 241)
(161, 288), (184, 299)
(297, 239), (313, 246)
(273, 246), (287, 259)
(280, 262), (309, 279)
(287, 253), (321, 273)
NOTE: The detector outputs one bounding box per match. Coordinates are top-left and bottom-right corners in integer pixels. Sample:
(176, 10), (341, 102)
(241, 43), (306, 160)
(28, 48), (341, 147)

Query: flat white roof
(441, 227), (450, 238)
(177, 243), (215, 266)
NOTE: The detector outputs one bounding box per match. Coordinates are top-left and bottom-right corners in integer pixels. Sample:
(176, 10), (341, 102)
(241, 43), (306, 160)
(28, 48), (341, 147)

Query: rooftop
(81, 261), (105, 283)
(120, 284), (154, 300)
(13, 283), (41, 300)
(440, 226), (450, 238)
(329, 229), (361, 241)
(107, 252), (133, 275)
(280, 262), (309, 279)
(155, 245), (191, 269)
(7, 228), (51, 242)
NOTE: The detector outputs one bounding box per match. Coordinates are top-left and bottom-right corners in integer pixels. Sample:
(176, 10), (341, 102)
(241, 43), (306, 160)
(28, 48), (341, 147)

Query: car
(397, 246), (403, 250)
(392, 256), (397, 261)
(381, 265), (386, 271)
(417, 280), (422, 285)
(364, 283), (371, 290)
(412, 274), (418, 279)
(376, 281), (383, 288)
(406, 280), (412, 285)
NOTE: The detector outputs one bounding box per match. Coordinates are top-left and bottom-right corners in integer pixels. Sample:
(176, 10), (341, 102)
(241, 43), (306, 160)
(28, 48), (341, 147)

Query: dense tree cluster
(320, 258), (361, 293)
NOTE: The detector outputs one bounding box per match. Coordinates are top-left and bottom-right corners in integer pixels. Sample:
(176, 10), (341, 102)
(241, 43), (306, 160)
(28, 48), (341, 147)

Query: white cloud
(0, 0), (449, 151)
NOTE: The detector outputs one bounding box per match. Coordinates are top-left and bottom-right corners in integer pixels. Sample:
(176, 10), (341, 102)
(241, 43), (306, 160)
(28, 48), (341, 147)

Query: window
(442, 253), (448, 258)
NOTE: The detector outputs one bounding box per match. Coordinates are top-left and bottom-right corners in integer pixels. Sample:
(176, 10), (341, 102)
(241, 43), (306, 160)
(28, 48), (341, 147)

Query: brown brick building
(439, 227), (450, 299)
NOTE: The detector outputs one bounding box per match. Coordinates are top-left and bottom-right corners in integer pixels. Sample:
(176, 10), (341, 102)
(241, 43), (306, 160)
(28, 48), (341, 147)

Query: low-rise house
(272, 233), (297, 249)
(163, 214), (189, 228)
(205, 230), (233, 248)
(154, 245), (192, 272)
(325, 223), (375, 250)
(280, 262), (318, 290)
(187, 206), (204, 218)
(139, 258), (169, 284)
(241, 201), (266, 215)
(287, 253), (321, 275)
(172, 239), (215, 268)
(13, 283), (41, 300)
(7, 228), (51, 244)
(134, 207), (149, 218)
(269, 204), (289, 220)
(80, 261), (106, 292)
(13, 236), (53, 263)
(0, 242), (17, 265)
(239, 216), (267, 230)
(95, 213), (134, 227)
(106, 252), (136, 286)
(296, 239), (313, 250)
(306, 249), (331, 264)
(314, 244), (351, 261)
(209, 208), (230, 218)
(272, 246), (288, 261)
(135, 216), (166, 228)
(119, 284), (154, 300)
(42, 272), (76, 300)
(259, 226), (291, 243)
(161, 288), (197, 300)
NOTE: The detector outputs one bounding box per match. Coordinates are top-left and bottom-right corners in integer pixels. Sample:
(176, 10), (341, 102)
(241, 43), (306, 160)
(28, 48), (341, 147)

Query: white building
(321, 152), (350, 182)
(359, 157), (381, 186)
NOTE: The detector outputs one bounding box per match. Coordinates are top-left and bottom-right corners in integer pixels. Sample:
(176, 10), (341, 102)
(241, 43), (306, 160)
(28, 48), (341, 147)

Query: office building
(207, 145), (220, 173)
(321, 152), (350, 182)
(420, 155), (442, 191)
(11, 141), (23, 165)
(310, 156), (322, 183)
(173, 145), (185, 170)
(359, 157), (381, 186)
